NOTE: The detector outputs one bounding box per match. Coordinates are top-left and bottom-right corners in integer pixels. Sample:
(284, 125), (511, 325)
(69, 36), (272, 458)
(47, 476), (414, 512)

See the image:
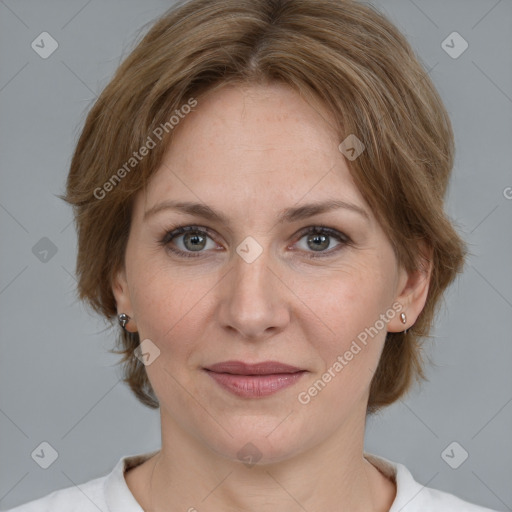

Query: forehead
(138, 83), (369, 217)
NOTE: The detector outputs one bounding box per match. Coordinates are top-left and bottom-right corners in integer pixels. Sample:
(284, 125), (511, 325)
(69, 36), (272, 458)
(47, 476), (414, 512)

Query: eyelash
(158, 224), (352, 260)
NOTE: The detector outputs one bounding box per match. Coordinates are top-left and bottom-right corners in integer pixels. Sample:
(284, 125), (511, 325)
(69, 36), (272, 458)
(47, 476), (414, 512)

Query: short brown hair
(63, 0), (466, 413)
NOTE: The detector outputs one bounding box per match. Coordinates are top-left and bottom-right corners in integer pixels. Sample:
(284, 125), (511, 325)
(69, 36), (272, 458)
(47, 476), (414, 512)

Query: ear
(112, 266), (138, 333)
(388, 241), (433, 333)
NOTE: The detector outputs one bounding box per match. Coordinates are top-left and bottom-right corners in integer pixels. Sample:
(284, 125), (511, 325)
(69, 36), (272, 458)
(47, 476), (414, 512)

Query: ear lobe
(388, 242), (433, 333)
(111, 268), (138, 333)
(111, 267), (133, 318)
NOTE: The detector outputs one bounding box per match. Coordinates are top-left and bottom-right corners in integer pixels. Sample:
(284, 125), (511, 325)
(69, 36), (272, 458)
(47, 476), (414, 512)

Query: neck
(142, 405), (394, 512)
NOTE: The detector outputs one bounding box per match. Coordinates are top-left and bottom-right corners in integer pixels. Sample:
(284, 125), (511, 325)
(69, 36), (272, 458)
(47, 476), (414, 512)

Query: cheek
(126, 249), (219, 364)
(306, 261), (394, 337)
(131, 270), (206, 339)
(128, 267), (213, 402)
(300, 260), (395, 385)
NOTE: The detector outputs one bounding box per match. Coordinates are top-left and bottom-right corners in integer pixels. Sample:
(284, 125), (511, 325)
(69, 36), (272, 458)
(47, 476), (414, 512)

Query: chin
(201, 416), (314, 467)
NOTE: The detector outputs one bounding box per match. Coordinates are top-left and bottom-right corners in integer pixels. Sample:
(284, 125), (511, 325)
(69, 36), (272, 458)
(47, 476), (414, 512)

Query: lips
(204, 360), (305, 375)
(203, 360), (307, 398)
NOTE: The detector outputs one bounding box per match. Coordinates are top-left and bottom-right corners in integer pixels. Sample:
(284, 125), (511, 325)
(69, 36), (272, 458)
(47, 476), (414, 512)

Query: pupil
(309, 234), (328, 251)
(185, 232), (206, 251)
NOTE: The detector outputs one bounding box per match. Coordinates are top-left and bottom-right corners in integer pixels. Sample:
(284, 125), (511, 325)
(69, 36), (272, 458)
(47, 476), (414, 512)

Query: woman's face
(113, 83), (425, 464)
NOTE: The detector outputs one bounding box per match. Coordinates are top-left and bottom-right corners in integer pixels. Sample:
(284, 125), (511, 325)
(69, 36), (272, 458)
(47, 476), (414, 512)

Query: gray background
(0, 0), (511, 510)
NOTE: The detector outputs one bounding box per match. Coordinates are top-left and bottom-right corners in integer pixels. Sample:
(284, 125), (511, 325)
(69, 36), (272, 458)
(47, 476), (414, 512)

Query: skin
(113, 82), (432, 512)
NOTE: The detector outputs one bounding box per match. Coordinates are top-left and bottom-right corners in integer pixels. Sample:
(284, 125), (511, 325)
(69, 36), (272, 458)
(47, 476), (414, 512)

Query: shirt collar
(364, 451), (429, 511)
(104, 450), (158, 511)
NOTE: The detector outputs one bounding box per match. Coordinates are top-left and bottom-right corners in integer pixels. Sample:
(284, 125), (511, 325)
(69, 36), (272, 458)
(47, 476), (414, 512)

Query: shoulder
(364, 452), (499, 512)
(411, 484), (499, 511)
(3, 451), (158, 512)
(3, 474), (108, 512)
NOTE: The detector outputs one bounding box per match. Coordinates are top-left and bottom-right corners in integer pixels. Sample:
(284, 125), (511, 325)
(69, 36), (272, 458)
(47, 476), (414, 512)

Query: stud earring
(118, 313), (131, 330)
(400, 312), (407, 324)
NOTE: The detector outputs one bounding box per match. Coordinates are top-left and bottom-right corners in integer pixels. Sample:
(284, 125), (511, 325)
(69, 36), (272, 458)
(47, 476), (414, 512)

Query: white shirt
(5, 451), (498, 511)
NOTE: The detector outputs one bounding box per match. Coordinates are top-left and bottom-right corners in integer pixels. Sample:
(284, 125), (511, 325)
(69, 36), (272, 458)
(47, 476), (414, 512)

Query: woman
(7, 0), (499, 510)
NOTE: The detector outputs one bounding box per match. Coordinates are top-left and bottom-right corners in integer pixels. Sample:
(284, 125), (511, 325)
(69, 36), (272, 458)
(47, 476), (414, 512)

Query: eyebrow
(143, 199), (370, 224)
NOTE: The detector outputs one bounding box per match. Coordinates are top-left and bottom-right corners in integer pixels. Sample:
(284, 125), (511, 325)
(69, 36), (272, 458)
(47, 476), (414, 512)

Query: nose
(216, 244), (290, 340)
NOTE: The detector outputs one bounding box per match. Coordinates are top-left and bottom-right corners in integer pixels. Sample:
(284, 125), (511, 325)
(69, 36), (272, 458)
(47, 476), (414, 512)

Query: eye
(158, 224), (351, 259)
(159, 225), (219, 258)
(293, 226), (351, 258)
